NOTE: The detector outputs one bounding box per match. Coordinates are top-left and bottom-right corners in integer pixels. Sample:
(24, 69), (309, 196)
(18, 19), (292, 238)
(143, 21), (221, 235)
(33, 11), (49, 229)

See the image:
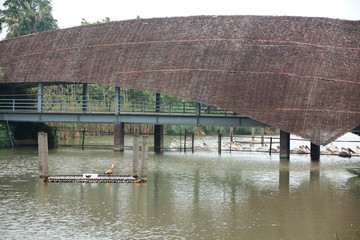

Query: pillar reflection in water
(279, 158), (290, 196)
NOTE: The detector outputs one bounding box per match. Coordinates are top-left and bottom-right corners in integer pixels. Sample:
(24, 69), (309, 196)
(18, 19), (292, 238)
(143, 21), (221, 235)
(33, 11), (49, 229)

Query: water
(1, 134), (360, 239)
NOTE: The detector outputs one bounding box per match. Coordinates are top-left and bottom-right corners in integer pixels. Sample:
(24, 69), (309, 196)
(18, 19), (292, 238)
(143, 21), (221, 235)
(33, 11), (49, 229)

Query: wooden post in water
(218, 131), (222, 154)
(38, 131), (49, 178)
(81, 127), (86, 150)
(191, 132), (195, 153)
(133, 135), (139, 178)
(261, 128), (265, 146)
(141, 136), (148, 182)
(269, 137), (273, 156)
(184, 131), (187, 153)
(179, 130), (182, 152)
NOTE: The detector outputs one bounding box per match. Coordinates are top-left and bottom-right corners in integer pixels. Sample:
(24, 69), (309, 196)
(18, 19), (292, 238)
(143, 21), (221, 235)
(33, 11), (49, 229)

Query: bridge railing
(0, 98), (234, 116)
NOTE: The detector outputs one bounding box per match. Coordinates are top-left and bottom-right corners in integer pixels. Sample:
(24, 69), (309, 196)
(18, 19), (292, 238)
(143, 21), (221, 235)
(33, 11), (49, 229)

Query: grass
(335, 224), (360, 239)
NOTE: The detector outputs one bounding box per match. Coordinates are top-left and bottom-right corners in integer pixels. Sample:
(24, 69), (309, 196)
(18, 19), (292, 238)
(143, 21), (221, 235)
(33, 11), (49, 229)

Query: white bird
(339, 147), (356, 158)
(256, 144), (269, 152)
(242, 144), (253, 152)
(170, 138), (178, 149)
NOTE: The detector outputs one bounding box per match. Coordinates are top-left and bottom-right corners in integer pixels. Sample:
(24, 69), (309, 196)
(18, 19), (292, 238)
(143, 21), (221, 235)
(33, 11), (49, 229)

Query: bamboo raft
(46, 174), (137, 183)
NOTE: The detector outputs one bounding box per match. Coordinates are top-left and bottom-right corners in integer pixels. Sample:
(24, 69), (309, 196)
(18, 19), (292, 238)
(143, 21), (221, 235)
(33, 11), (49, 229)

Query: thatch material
(0, 15), (359, 145)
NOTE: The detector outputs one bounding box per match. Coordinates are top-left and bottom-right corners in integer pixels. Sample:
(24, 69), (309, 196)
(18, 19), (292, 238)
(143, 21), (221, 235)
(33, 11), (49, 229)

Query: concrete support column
(154, 93), (163, 153)
(280, 130), (290, 160)
(310, 142), (320, 161)
(82, 83), (88, 112)
(38, 131), (49, 178)
(37, 83), (43, 113)
(154, 125), (164, 153)
(114, 122), (125, 151)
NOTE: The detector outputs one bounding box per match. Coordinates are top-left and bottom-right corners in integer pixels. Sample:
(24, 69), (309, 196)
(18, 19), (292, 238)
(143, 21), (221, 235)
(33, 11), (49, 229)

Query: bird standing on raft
(104, 165), (114, 174)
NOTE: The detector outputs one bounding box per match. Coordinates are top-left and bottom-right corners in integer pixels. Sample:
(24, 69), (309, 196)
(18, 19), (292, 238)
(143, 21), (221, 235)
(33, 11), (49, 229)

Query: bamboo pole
(191, 132), (195, 153)
(218, 131), (221, 154)
(133, 135), (139, 178)
(141, 136), (148, 182)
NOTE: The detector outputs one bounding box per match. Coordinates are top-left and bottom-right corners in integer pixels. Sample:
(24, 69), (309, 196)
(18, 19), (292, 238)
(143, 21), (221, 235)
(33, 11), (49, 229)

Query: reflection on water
(0, 136), (360, 239)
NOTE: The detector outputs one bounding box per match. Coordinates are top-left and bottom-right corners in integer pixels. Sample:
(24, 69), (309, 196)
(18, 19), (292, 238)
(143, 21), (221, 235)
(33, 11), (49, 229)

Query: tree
(81, 17), (111, 25)
(0, 0), (58, 39)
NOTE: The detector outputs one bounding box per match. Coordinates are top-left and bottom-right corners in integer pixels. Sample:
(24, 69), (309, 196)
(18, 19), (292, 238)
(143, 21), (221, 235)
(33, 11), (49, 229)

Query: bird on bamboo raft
(104, 165), (114, 174)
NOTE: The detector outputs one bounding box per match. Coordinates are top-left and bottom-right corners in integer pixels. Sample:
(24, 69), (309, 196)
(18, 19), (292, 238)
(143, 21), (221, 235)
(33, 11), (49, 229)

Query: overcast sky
(0, 0), (359, 38)
(51, 0), (360, 29)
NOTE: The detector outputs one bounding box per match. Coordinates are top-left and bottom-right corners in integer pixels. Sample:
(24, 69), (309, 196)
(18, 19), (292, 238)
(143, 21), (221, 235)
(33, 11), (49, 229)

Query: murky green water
(1, 134), (360, 239)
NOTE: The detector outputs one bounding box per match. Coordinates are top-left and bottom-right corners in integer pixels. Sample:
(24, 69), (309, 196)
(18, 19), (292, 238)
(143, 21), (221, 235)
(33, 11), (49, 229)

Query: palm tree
(0, 0), (58, 39)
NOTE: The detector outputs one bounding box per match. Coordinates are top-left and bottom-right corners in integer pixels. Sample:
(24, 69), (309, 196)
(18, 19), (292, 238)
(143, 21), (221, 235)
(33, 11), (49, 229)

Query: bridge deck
(0, 97), (268, 126)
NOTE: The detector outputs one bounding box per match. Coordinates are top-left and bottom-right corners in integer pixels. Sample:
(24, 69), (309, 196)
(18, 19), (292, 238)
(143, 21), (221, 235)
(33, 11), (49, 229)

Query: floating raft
(46, 174), (137, 183)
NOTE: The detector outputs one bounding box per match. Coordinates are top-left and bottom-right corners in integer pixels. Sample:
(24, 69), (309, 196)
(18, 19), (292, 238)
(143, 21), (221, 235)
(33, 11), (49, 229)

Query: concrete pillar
(114, 122), (125, 151)
(37, 83), (43, 113)
(310, 142), (320, 161)
(154, 125), (163, 153)
(38, 131), (49, 178)
(251, 127), (255, 141)
(154, 93), (163, 153)
(133, 135), (139, 178)
(141, 136), (148, 182)
(280, 130), (290, 160)
(82, 83), (88, 112)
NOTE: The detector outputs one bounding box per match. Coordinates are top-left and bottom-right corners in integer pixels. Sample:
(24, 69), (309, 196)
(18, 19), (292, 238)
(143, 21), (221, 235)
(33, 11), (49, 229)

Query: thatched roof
(0, 15), (359, 145)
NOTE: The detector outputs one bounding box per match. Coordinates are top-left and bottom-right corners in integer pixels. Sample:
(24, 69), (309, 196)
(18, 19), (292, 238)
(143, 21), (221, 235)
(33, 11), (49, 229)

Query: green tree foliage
(0, 122), (11, 148)
(0, 0), (58, 39)
(81, 17), (111, 25)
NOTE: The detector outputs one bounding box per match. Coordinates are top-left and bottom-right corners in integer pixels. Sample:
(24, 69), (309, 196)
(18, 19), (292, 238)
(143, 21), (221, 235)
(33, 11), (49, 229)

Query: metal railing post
(115, 87), (120, 115)
(12, 99), (15, 112)
(196, 102), (201, 116)
(37, 83), (43, 113)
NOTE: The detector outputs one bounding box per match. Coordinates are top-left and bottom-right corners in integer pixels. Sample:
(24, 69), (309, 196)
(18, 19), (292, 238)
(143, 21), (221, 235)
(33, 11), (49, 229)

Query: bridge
(0, 15), (359, 158)
(0, 91), (266, 127)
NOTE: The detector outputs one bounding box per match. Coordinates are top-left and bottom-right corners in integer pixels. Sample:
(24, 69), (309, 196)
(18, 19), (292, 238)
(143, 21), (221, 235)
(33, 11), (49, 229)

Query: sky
(50, 0), (360, 30)
(0, 0), (359, 38)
